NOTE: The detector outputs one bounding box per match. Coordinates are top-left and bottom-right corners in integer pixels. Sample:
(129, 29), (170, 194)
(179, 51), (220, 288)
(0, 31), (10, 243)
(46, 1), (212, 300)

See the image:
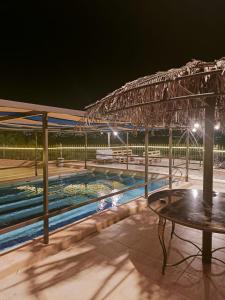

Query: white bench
(113, 149), (133, 163)
(143, 150), (161, 162)
(96, 149), (113, 163)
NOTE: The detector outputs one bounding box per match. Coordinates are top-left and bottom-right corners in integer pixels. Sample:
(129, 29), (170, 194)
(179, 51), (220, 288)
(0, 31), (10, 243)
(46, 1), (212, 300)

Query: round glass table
(148, 189), (225, 274)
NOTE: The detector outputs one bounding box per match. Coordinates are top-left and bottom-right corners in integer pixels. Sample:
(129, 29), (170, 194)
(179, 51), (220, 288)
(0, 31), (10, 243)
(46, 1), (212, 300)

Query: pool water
(0, 171), (167, 251)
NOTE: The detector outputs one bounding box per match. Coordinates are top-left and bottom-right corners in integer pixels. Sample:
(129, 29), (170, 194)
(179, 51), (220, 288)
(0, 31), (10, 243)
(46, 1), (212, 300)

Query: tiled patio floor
(1, 207), (225, 300)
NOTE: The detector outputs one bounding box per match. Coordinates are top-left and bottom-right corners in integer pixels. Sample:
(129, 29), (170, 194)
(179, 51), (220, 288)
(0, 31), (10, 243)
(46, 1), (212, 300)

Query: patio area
(1, 180), (225, 300)
(0, 159), (83, 183)
(1, 59), (225, 300)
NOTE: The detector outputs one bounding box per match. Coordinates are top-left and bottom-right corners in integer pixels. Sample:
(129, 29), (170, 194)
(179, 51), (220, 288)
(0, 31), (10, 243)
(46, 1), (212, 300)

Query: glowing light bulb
(192, 128), (197, 132)
(194, 122), (200, 129)
(214, 123), (220, 130)
(113, 131), (118, 136)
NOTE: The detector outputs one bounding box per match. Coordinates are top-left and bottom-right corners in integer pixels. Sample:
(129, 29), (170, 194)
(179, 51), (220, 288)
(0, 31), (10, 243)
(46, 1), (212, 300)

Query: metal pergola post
(144, 128), (149, 199)
(42, 113), (49, 244)
(3, 132), (5, 159)
(84, 132), (87, 169)
(185, 129), (189, 182)
(202, 102), (215, 263)
(126, 132), (129, 170)
(169, 127), (173, 189)
(34, 132), (38, 176)
(60, 142), (63, 158)
(107, 132), (111, 147)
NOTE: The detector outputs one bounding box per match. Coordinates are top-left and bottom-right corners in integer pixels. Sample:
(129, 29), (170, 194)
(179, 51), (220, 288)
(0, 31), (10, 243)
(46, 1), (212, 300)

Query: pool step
(0, 195), (93, 227)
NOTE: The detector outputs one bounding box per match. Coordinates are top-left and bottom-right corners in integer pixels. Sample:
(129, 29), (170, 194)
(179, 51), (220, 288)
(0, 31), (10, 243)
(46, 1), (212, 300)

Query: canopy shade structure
(86, 58), (225, 129)
(0, 99), (134, 132)
(86, 57), (225, 264)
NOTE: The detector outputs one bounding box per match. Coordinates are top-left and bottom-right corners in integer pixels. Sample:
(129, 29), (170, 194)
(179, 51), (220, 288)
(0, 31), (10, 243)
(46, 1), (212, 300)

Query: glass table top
(148, 189), (225, 233)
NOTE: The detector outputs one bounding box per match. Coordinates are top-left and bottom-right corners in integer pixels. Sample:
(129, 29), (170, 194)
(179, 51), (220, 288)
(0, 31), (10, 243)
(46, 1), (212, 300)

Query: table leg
(158, 216), (167, 274)
(202, 231), (212, 263)
(171, 221), (175, 239)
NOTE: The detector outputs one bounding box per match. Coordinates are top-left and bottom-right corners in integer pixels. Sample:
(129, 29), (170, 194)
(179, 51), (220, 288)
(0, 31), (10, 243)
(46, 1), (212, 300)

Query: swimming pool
(0, 171), (167, 251)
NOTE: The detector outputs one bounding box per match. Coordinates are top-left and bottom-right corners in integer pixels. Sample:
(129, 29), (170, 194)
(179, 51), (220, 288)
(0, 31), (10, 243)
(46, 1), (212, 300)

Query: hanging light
(192, 128), (197, 132)
(113, 131), (118, 136)
(194, 122), (200, 129)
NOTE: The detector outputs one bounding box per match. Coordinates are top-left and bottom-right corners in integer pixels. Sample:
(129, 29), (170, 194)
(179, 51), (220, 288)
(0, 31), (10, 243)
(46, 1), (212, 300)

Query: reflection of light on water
(111, 180), (125, 190)
(97, 189), (122, 211)
(17, 186), (43, 194)
(111, 189), (120, 208)
(97, 191), (108, 211)
(98, 199), (106, 210)
(64, 183), (110, 196)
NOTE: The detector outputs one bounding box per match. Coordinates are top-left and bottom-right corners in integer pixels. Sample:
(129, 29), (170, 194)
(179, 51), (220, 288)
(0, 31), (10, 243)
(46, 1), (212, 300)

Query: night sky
(0, 1), (225, 110)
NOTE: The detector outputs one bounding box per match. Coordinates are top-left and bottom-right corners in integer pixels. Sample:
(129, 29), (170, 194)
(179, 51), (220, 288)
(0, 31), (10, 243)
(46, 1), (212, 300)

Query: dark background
(0, 1), (225, 110)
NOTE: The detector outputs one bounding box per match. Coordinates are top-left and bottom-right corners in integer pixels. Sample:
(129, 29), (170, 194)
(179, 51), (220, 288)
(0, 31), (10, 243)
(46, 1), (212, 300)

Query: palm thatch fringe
(86, 58), (225, 129)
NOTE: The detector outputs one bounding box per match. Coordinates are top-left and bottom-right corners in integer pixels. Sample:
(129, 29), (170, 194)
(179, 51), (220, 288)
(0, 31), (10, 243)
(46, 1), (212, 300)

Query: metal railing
(0, 142), (194, 252)
(0, 174), (171, 237)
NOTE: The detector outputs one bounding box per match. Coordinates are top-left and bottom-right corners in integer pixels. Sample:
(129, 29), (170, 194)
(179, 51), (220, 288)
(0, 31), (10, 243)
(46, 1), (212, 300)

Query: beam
(104, 92), (222, 115)
(144, 128), (149, 198)
(202, 100), (215, 263)
(42, 113), (49, 244)
(0, 111), (43, 122)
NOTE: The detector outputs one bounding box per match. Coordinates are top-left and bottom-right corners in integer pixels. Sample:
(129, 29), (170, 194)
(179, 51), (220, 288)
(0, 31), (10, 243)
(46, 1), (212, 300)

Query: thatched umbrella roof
(86, 58), (225, 128)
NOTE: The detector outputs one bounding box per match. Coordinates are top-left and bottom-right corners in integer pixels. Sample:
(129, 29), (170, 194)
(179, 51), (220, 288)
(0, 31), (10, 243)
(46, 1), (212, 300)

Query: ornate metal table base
(158, 217), (225, 275)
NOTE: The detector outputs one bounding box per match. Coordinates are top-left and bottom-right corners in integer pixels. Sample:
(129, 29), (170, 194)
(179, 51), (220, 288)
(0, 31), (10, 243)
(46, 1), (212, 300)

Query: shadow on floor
(1, 210), (225, 300)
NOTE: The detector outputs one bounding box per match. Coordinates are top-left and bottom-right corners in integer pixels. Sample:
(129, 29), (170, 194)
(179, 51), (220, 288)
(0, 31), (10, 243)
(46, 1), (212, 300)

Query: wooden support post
(42, 113), (49, 244)
(34, 132), (38, 176)
(185, 129), (189, 182)
(144, 128), (149, 199)
(202, 101), (215, 263)
(126, 132), (129, 170)
(169, 127), (173, 189)
(84, 132), (87, 169)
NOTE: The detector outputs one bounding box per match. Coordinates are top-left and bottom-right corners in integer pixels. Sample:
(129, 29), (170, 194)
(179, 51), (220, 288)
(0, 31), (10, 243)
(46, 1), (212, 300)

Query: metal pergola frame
(0, 99), (191, 249)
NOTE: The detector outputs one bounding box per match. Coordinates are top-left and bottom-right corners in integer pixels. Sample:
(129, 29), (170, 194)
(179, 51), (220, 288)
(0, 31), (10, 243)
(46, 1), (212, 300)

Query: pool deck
(1, 158), (225, 184)
(86, 158), (225, 182)
(0, 159), (83, 184)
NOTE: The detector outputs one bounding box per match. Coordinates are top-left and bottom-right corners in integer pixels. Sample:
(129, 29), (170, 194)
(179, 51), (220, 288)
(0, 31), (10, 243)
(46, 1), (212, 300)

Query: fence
(0, 144), (225, 162)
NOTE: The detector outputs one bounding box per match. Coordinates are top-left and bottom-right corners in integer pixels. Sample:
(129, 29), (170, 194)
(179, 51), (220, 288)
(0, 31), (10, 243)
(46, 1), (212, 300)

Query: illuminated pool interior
(0, 171), (167, 251)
